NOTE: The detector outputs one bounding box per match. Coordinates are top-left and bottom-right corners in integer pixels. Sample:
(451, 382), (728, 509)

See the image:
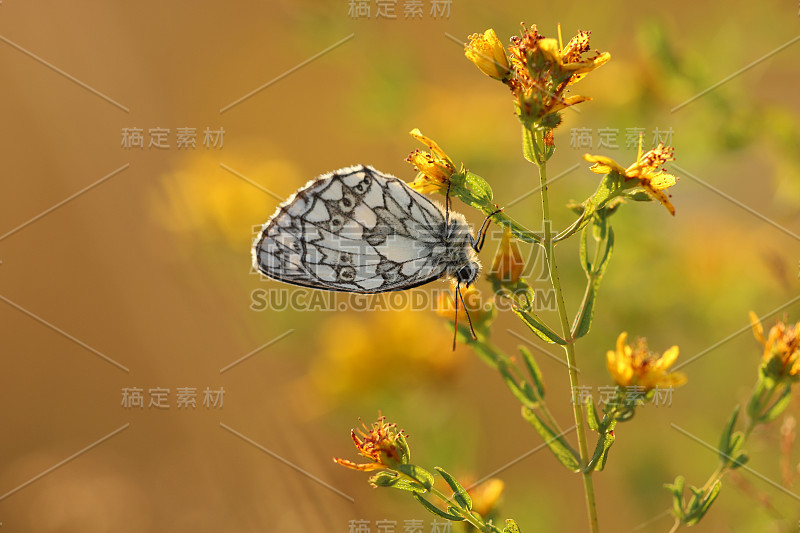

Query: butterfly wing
(253, 165), (451, 293)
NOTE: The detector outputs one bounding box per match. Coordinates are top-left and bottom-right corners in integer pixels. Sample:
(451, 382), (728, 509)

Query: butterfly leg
(472, 208), (503, 253)
(457, 283), (478, 343)
(445, 180), (452, 228)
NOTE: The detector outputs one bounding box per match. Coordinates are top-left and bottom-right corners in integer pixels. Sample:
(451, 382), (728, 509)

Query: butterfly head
(455, 261), (480, 287)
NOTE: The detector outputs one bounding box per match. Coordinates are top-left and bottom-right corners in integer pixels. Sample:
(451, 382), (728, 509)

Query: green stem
(533, 130), (599, 533)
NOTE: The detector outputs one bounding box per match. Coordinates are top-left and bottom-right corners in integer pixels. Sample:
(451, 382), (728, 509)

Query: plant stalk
(534, 129), (600, 533)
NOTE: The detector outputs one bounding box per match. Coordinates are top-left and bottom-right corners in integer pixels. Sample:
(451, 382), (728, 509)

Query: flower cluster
(585, 141), (678, 215)
(606, 332), (687, 391)
(750, 312), (800, 382)
(465, 25), (610, 127)
(334, 416), (408, 472)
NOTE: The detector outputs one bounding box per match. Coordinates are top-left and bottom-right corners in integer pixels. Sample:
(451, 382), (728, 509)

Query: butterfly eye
(338, 266), (356, 281)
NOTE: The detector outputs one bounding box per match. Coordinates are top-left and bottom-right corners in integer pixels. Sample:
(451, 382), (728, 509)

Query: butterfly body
(252, 165), (481, 293)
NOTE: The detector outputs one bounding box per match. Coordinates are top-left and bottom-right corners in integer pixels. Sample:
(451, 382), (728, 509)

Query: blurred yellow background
(1, 1), (799, 531)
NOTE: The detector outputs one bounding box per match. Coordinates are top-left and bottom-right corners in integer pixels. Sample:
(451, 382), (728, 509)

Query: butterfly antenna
(452, 283), (459, 351)
(457, 284), (478, 342)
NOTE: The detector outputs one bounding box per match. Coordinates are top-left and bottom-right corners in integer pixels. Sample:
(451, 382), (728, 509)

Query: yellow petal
(749, 311), (766, 345)
(654, 346), (680, 371)
(409, 129), (455, 168)
(647, 171), (677, 191)
(643, 184), (676, 216)
(548, 94), (591, 113)
(537, 38), (562, 64)
(657, 371), (688, 388)
(583, 154), (627, 175)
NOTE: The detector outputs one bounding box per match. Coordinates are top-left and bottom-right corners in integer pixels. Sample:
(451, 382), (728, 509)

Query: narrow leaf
(718, 406), (740, 461)
(579, 226), (591, 276)
(519, 346), (545, 399)
(731, 452), (749, 469)
(522, 125), (536, 164)
(585, 395), (600, 431)
(759, 385), (793, 423)
(434, 467), (472, 511)
(513, 308), (567, 345)
(571, 277), (598, 339)
(594, 227), (615, 277)
(396, 464), (434, 490)
(686, 481), (721, 525)
(521, 406), (580, 471)
(413, 493), (465, 521)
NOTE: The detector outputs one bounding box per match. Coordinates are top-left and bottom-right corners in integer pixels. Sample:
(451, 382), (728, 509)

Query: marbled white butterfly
(252, 165), (497, 348)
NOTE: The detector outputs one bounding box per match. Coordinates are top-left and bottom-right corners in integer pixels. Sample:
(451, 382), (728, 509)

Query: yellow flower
(538, 30), (610, 84)
(584, 140), (678, 215)
(465, 29), (511, 81)
(749, 312), (800, 380)
(333, 416), (407, 471)
(406, 129), (458, 195)
(489, 227), (525, 284)
(606, 332), (687, 390)
(436, 283), (491, 325)
(504, 25), (609, 126)
(468, 478), (505, 518)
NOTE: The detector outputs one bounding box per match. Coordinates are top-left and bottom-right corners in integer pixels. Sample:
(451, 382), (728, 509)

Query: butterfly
(252, 165), (498, 349)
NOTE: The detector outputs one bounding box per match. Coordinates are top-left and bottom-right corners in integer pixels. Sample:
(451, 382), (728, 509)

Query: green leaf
(579, 226), (592, 275)
(519, 346), (545, 399)
(586, 426), (615, 472)
(497, 359), (536, 407)
(585, 395), (600, 431)
(571, 278), (598, 340)
(503, 519), (522, 533)
(571, 228), (613, 340)
(555, 171), (625, 242)
(685, 481), (721, 525)
(759, 384), (793, 423)
(397, 432), (411, 464)
(718, 406), (740, 461)
(522, 125), (536, 164)
(730, 452), (749, 469)
(372, 473), (428, 492)
(396, 464), (435, 490)
(521, 406), (580, 471)
(513, 308), (567, 345)
(664, 476), (685, 519)
(434, 467), (472, 511)
(413, 493), (465, 521)
(594, 227), (614, 277)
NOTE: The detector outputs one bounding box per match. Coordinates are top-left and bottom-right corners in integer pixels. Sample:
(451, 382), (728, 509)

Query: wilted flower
(606, 332), (687, 390)
(406, 129), (458, 195)
(465, 29), (512, 81)
(489, 227), (525, 284)
(584, 141), (678, 215)
(505, 24), (609, 126)
(749, 311), (800, 381)
(333, 416), (408, 471)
